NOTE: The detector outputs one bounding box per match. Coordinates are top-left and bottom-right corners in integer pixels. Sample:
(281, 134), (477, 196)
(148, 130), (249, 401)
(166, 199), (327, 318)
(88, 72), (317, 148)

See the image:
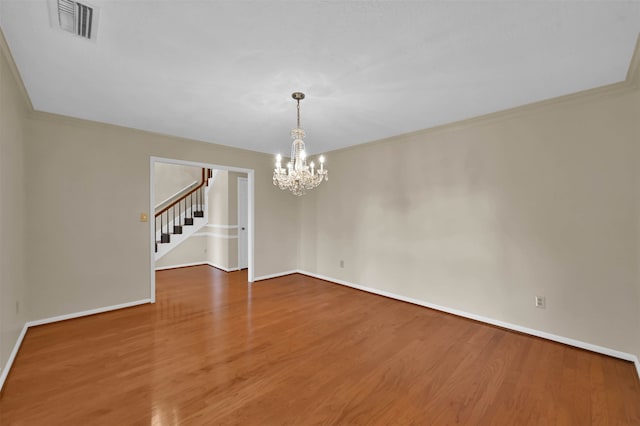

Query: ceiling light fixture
(273, 92), (328, 196)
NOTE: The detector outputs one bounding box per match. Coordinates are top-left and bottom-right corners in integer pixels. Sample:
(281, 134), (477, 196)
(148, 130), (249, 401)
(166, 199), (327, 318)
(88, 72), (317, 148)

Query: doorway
(149, 157), (255, 303)
(237, 177), (248, 270)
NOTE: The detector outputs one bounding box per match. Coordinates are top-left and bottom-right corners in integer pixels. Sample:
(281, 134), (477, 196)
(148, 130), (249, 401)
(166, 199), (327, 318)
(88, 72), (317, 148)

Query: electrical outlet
(535, 296), (546, 309)
(340, 260), (344, 268)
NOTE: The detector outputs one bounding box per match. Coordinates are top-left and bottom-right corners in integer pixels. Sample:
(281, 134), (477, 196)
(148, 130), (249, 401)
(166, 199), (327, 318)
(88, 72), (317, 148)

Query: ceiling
(1, 1), (639, 156)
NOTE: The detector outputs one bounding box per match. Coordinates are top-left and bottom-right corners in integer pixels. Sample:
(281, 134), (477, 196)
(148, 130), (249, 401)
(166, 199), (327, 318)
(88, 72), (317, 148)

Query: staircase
(155, 168), (214, 260)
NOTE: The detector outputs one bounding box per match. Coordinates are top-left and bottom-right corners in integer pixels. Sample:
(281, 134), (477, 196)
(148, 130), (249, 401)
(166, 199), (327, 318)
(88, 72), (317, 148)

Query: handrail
(155, 168), (207, 218)
(155, 180), (199, 210)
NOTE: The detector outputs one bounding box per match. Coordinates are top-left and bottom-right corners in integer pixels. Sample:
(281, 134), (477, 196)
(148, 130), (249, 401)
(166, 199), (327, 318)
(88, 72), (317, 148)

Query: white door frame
(149, 156), (255, 303)
(237, 176), (248, 270)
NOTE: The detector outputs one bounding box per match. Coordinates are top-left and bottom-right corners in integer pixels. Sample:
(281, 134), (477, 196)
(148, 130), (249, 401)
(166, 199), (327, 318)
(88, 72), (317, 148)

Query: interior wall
(634, 87), (640, 368)
(0, 32), (29, 382)
(154, 237), (206, 269)
(208, 170), (229, 226)
(207, 170), (230, 269)
(25, 113), (298, 321)
(154, 163), (201, 207)
(299, 84), (640, 358)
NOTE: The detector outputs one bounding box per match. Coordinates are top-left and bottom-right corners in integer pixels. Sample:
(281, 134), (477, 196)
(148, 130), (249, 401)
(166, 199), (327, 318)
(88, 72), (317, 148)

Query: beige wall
(204, 170), (245, 270)
(206, 170), (230, 269)
(208, 170), (229, 226)
(25, 113), (298, 321)
(299, 84), (640, 358)
(154, 163), (201, 208)
(0, 32), (29, 380)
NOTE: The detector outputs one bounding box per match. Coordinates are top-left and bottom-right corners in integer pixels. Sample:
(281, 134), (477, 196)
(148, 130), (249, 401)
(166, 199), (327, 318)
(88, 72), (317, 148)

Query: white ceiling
(1, 1), (639, 155)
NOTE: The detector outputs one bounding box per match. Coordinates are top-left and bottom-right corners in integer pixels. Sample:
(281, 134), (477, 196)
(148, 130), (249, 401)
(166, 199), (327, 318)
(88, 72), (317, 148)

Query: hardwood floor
(1, 266), (639, 425)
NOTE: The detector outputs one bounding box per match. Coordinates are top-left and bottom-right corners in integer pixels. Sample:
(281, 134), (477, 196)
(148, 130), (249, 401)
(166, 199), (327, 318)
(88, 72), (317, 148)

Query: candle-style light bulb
(310, 161), (315, 175)
(276, 153), (282, 169)
(319, 155), (325, 171)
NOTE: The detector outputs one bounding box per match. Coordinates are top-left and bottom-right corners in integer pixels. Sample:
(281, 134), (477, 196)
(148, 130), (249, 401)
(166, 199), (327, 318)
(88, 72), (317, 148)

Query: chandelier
(273, 92), (328, 196)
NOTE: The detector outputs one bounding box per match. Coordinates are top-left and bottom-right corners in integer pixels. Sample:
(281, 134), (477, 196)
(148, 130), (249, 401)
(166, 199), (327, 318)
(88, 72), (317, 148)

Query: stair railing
(155, 168), (212, 252)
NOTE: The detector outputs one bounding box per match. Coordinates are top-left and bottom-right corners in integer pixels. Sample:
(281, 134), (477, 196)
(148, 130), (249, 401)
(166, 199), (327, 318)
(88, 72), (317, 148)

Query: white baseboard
(27, 299), (151, 327)
(155, 261), (239, 273)
(206, 262), (238, 272)
(253, 270), (298, 282)
(0, 323), (28, 393)
(155, 261), (207, 271)
(1, 298), (151, 392)
(296, 270), (640, 380)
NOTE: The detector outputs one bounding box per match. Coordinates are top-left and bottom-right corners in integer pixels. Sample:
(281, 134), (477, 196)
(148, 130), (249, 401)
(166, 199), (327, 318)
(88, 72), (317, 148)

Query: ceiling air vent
(48, 0), (99, 41)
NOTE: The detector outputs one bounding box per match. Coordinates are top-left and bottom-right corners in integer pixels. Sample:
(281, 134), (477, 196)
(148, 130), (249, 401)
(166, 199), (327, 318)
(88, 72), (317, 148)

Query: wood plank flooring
(1, 265), (639, 425)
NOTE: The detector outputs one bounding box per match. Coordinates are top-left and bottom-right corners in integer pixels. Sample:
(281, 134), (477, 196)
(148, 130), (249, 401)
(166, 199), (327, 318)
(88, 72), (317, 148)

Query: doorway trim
(149, 156), (255, 303)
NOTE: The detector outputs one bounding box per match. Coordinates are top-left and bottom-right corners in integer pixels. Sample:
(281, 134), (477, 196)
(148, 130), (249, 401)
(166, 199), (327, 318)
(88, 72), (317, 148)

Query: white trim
(149, 157), (156, 303)
(247, 171), (254, 282)
(154, 208), (210, 261)
(191, 232), (238, 239)
(295, 270), (640, 378)
(205, 224), (238, 230)
(253, 270), (299, 282)
(155, 261), (207, 271)
(207, 262), (239, 273)
(0, 323), (28, 392)
(27, 299), (151, 327)
(154, 180), (198, 209)
(155, 261), (239, 272)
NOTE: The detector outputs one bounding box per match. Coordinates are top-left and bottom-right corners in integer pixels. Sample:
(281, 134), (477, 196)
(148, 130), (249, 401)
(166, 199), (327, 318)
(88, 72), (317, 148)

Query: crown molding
(331, 79), (635, 156)
(626, 33), (640, 88)
(0, 26), (33, 111)
(329, 33), (640, 156)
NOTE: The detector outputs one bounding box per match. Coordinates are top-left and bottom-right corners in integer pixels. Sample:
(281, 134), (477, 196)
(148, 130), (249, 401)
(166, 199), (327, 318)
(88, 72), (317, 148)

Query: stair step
(184, 218), (194, 226)
(173, 225), (183, 234)
(193, 211), (204, 218)
(160, 233), (171, 243)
